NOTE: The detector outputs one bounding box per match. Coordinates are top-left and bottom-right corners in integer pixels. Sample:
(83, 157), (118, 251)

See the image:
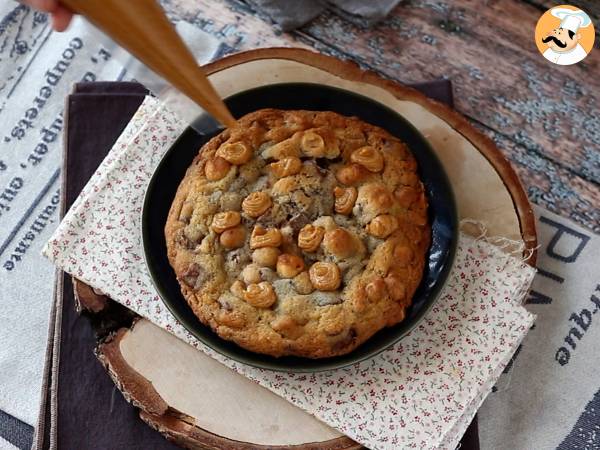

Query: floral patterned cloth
(43, 97), (536, 450)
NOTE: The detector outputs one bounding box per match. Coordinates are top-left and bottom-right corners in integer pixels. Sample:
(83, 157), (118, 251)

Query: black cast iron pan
(142, 83), (457, 372)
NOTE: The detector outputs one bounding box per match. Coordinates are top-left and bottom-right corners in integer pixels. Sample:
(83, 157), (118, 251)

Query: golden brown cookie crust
(165, 109), (430, 358)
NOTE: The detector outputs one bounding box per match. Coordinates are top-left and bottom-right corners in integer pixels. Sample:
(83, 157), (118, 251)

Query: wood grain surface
(160, 0), (599, 232)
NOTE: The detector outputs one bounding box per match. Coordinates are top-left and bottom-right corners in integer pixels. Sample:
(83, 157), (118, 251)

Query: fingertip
(51, 6), (72, 32)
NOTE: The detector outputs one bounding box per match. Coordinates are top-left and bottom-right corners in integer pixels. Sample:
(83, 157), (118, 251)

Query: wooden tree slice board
(80, 48), (538, 449)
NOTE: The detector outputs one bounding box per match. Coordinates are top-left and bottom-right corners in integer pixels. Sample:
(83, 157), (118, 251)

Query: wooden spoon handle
(61, 0), (236, 128)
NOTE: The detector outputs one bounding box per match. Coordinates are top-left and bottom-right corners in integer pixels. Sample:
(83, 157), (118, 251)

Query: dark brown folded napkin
(41, 82), (180, 450)
(41, 80), (477, 450)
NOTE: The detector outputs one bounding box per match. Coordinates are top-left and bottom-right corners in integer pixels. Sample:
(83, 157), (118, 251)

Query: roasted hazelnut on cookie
(205, 157), (231, 181)
(241, 264), (262, 284)
(309, 262), (341, 291)
(211, 211), (241, 233)
(219, 225), (246, 249)
(322, 228), (356, 259)
(251, 247), (280, 267)
(269, 156), (302, 178)
(335, 163), (364, 185)
(230, 280), (246, 299)
(244, 281), (277, 308)
(250, 225), (282, 249)
(394, 186), (418, 208)
(301, 131), (325, 157)
(366, 214), (399, 238)
(270, 315), (304, 340)
(298, 224), (325, 252)
(384, 273), (406, 302)
(216, 141), (253, 165)
(242, 192), (272, 218)
(350, 146), (384, 172)
(293, 271), (314, 294)
(354, 182), (394, 223)
(365, 277), (387, 301)
(276, 254), (306, 278)
(393, 244), (414, 267)
(333, 186), (357, 215)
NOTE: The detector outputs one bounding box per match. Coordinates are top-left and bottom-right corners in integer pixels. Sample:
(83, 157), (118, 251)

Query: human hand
(21, 0), (73, 31)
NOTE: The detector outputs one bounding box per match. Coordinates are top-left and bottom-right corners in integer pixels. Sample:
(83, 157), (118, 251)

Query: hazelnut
(271, 177), (297, 196)
(269, 156), (302, 178)
(244, 281), (277, 308)
(412, 190), (428, 211)
(399, 171), (419, 186)
(322, 228), (355, 259)
(350, 146), (384, 172)
(319, 307), (345, 335)
(335, 164), (364, 185)
(365, 277), (387, 301)
(333, 186), (357, 215)
(276, 254), (305, 278)
(270, 315), (297, 333)
(262, 136), (301, 159)
(241, 264), (262, 284)
(270, 315), (304, 339)
(407, 209), (428, 226)
(352, 295), (368, 313)
(179, 202), (194, 222)
(309, 262), (341, 291)
(293, 271), (314, 294)
(258, 267), (277, 282)
(300, 131), (325, 157)
(211, 211), (241, 233)
(393, 245), (413, 267)
(312, 216), (337, 231)
(297, 224), (325, 252)
(205, 157), (231, 181)
(384, 274), (406, 301)
(354, 183), (394, 223)
(251, 247), (280, 267)
(394, 186), (417, 208)
(219, 225), (246, 249)
(216, 141), (253, 165)
(230, 280), (246, 298)
(242, 191), (272, 218)
(250, 225), (282, 249)
(367, 214), (399, 239)
(215, 310), (245, 328)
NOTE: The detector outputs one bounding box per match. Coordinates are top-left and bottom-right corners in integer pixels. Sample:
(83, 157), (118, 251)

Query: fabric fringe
(460, 219), (539, 265)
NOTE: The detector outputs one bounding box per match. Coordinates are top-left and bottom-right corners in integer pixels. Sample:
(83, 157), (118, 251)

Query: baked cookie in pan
(165, 109), (430, 358)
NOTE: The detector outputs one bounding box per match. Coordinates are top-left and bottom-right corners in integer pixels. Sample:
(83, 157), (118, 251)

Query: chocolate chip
(259, 267), (277, 282)
(331, 328), (357, 351)
(175, 230), (198, 250)
(181, 262), (207, 288)
(217, 298), (233, 311)
(241, 215), (256, 228)
(256, 211), (276, 228)
(287, 213), (310, 233)
(225, 249), (250, 271)
(314, 158), (329, 173)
